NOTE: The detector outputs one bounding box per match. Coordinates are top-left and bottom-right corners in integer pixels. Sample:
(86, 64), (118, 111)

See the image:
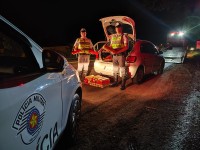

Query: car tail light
(126, 56), (137, 63)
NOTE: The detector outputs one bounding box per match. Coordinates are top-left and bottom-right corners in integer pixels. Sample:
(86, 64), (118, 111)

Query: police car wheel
(66, 93), (82, 144)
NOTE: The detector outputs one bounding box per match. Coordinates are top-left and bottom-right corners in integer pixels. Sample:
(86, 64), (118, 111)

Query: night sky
(1, 0), (199, 47)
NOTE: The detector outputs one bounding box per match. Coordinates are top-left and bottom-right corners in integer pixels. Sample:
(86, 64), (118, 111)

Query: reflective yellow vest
(110, 34), (124, 49)
(77, 38), (91, 54)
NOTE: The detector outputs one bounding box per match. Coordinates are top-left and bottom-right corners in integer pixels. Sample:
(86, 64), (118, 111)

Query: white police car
(0, 15), (82, 150)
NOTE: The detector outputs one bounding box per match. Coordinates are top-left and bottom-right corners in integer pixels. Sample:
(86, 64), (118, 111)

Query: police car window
(0, 20), (40, 80)
(0, 32), (25, 57)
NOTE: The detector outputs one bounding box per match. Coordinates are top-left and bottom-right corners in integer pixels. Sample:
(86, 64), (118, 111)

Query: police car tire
(65, 93), (82, 144)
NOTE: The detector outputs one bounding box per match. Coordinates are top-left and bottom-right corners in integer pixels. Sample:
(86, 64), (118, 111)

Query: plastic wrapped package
(84, 75), (110, 88)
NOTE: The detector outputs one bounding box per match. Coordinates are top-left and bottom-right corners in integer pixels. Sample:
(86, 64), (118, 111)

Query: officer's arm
(72, 39), (79, 51)
(71, 40), (81, 55)
(115, 44), (128, 54)
(102, 44), (115, 54)
(102, 39), (116, 54)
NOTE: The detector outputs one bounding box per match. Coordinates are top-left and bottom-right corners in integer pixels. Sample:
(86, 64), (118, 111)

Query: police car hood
(99, 16), (136, 41)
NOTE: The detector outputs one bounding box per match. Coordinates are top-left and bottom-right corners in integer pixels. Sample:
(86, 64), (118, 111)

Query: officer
(103, 22), (129, 90)
(72, 28), (98, 80)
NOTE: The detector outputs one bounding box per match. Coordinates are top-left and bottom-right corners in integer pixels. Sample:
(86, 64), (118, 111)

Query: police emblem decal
(12, 93), (46, 144)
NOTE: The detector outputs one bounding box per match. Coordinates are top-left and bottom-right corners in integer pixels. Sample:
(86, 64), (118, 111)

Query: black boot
(120, 77), (126, 90)
(82, 71), (88, 81)
(110, 75), (118, 87)
(78, 71), (82, 79)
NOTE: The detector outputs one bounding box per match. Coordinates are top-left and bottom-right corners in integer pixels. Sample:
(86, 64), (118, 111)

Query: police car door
(0, 18), (63, 149)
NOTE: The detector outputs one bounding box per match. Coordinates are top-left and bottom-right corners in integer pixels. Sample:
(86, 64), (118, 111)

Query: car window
(0, 19), (40, 81)
(126, 36), (134, 56)
(140, 42), (158, 55)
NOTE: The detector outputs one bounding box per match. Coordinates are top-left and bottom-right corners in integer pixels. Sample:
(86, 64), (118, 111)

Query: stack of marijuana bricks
(84, 75), (110, 88)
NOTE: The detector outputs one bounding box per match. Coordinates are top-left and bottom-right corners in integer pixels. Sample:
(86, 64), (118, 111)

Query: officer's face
(80, 31), (87, 37)
(115, 26), (122, 34)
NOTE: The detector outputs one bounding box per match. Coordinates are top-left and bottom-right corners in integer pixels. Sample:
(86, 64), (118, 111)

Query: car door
(140, 42), (154, 74)
(0, 18), (63, 150)
(149, 44), (163, 71)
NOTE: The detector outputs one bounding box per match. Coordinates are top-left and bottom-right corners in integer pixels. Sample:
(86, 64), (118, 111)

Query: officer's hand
(110, 49), (116, 54)
(89, 49), (94, 54)
(95, 54), (99, 59)
(71, 51), (76, 55)
(71, 49), (80, 55)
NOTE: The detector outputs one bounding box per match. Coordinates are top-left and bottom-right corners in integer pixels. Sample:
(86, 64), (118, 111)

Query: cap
(80, 28), (86, 32)
(115, 22), (122, 28)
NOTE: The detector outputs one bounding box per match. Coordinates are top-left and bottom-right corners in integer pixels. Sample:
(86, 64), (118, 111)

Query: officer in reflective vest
(103, 22), (129, 90)
(72, 28), (98, 80)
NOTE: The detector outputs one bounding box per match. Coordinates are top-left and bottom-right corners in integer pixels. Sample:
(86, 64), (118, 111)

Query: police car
(94, 16), (165, 84)
(0, 15), (82, 150)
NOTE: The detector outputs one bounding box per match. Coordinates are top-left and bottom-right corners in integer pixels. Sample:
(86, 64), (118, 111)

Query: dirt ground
(57, 53), (200, 150)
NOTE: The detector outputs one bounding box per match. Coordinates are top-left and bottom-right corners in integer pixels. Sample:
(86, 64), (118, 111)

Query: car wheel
(156, 62), (165, 75)
(181, 56), (186, 63)
(132, 67), (144, 84)
(65, 93), (82, 144)
(157, 61), (165, 75)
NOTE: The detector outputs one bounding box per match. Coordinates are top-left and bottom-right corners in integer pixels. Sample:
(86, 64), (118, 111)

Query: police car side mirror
(42, 49), (64, 72)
